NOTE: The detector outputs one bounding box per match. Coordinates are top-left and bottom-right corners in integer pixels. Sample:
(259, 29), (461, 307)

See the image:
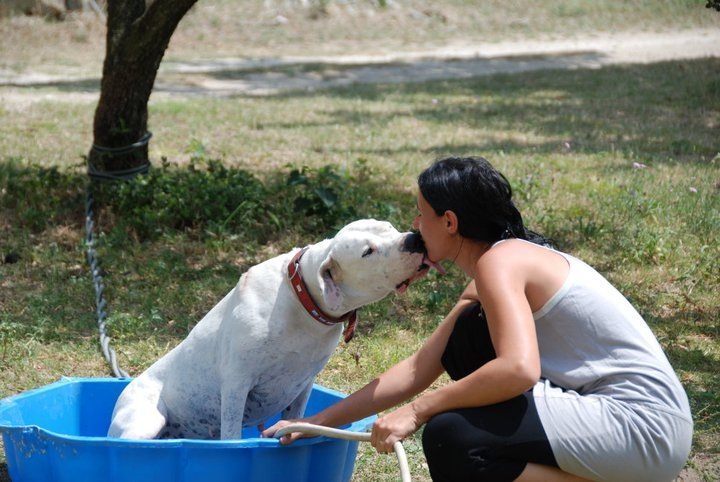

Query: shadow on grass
(3, 56), (718, 166)
(272, 58), (719, 166)
(0, 77), (100, 92)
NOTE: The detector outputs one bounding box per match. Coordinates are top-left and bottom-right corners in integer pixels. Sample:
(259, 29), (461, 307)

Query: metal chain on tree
(84, 132), (152, 378)
(84, 185), (130, 378)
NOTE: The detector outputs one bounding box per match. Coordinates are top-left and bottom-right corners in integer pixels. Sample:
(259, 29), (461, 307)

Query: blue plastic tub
(0, 377), (375, 482)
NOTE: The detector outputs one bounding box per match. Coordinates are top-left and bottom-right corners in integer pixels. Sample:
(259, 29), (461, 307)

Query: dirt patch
(1, 29), (719, 108)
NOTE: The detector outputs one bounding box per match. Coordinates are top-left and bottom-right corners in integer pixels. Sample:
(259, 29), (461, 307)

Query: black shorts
(421, 303), (558, 482)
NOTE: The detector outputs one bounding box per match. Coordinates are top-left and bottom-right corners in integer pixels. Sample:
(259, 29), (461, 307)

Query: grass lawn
(1, 1), (719, 481)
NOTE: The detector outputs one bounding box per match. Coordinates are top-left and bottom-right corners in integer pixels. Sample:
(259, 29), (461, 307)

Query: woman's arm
(262, 294), (476, 443)
(371, 249), (541, 452)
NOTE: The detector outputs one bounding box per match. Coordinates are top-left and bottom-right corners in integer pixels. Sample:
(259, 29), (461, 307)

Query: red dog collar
(287, 247), (357, 343)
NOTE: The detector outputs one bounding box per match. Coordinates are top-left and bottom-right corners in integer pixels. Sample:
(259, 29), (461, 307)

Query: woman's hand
(370, 403), (423, 454)
(260, 419), (308, 445)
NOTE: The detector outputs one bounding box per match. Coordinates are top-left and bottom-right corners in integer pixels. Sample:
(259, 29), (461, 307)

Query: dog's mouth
(395, 255), (446, 294)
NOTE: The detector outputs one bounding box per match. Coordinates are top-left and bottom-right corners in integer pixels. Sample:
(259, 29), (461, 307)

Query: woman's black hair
(417, 156), (553, 247)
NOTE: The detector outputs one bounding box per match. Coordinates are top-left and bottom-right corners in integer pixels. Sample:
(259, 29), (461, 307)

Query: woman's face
(412, 191), (449, 263)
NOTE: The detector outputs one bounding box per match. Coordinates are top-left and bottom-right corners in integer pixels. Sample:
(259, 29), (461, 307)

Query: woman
(262, 156), (693, 481)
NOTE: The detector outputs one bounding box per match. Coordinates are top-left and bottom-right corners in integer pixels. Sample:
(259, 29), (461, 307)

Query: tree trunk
(88, 0), (197, 176)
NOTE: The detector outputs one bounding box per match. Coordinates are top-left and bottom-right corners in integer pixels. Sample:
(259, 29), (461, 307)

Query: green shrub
(1, 157), (408, 245)
(0, 158), (85, 232)
(94, 158), (271, 240)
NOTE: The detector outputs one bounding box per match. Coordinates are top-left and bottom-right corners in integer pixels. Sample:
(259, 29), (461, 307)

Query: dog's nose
(401, 232), (426, 253)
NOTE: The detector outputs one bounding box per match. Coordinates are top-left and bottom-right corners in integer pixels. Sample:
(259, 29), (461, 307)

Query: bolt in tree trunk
(88, 0), (198, 176)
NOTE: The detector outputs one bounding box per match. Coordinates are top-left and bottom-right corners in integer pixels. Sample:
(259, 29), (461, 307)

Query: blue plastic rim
(0, 377), (375, 482)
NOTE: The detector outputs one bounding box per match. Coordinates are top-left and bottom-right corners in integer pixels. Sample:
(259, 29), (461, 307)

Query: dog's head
(316, 219), (439, 313)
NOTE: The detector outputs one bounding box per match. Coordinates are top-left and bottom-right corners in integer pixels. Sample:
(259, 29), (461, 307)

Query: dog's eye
(362, 247), (374, 258)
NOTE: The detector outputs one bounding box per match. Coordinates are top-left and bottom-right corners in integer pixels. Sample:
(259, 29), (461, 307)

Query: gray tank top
(528, 249), (693, 480)
(531, 250), (689, 414)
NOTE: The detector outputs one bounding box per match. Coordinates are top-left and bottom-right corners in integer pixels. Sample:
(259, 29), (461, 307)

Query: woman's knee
(422, 411), (459, 453)
(422, 412), (493, 480)
(422, 412), (475, 480)
(422, 410), (529, 482)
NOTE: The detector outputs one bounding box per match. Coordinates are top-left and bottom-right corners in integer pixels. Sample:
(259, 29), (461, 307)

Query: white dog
(108, 219), (435, 440)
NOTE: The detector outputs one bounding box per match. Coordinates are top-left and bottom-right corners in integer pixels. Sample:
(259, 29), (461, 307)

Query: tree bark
(88, 0), (198, 175)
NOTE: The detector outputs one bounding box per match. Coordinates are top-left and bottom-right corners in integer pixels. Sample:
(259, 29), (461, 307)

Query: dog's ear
(318, 255), (344, 311)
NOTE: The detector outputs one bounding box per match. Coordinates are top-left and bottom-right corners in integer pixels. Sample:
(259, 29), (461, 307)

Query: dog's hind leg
(107, 383), (168, 439)
(282, 381), (313, 420)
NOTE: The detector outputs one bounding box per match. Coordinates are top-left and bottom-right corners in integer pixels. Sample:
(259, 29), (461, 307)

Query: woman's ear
(443, 210), (459, 235)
